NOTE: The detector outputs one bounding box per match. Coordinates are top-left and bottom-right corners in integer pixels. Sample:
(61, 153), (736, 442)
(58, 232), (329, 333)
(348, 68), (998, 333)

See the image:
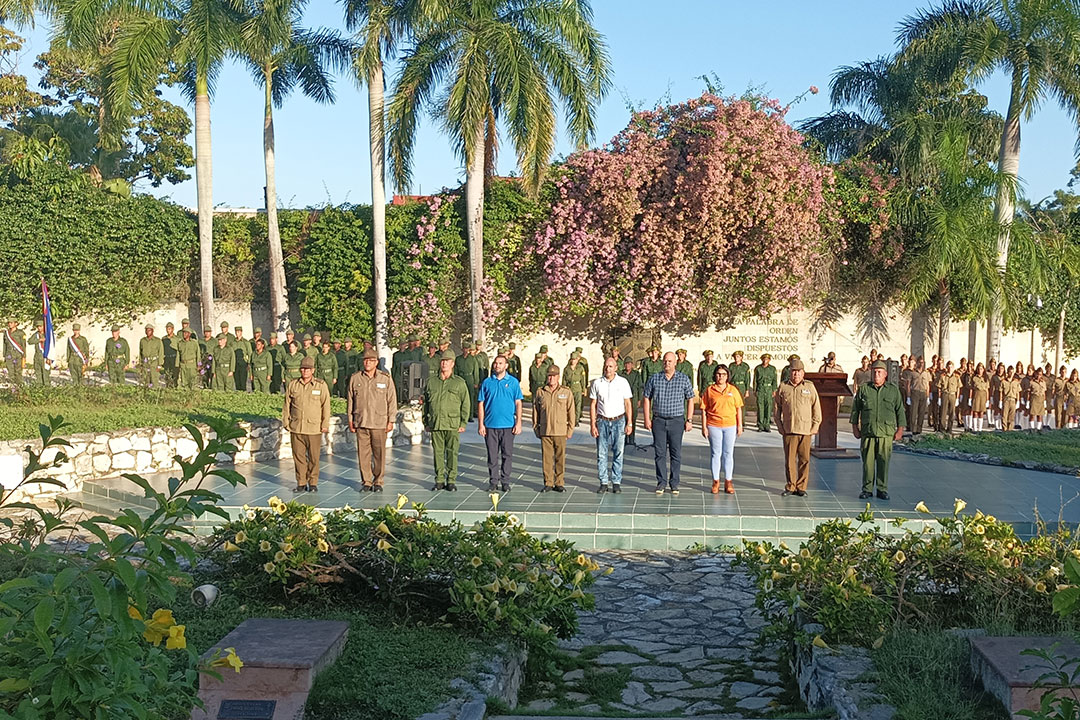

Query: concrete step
(489, 716), (819, 720)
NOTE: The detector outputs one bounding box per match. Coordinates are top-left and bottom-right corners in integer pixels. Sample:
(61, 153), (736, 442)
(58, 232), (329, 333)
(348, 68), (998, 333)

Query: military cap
(300, 356), (315, 369)
(733, 350), (744, 357)
(703, 349), (714, 356)
(677, 348), (687, 354)
(789, 359), (805, 371)
(145, 324), (154, 330)
(440, 350), (456, 360)
(474, 341), (483, 349)
(498, 347), (508, 354)
(761, 353), (772, 360)
(220, 321), (229, 328)
(571, 351), (580, 359)
(234, 325), (243, 331)
(312, 330), (322, 336)
(623, 357), (635, 365)
(285, 328), (295, 335)
(181, 318), (190, 325)
(575, 346), (584, 352)
(165, 321), (174, 328)
(269, 332), (278, 338)
(788, 354), (800, 361)
(302, 333), (312, 341)
(539, 344), (549, 353)
(182, 327), (192, 335)
(111, 325), (120, 332)
(72, 323), (81, 331)
(547, 364), (561, 376)
(508, 342), (517, 349)
(345, 337), (354, 344)
(407, 333), (419, 341)
(535, 353), (543, 359)
(871, 359), (888, 370)
(254, 327), (262, 334)
(649, 345), (660, 352)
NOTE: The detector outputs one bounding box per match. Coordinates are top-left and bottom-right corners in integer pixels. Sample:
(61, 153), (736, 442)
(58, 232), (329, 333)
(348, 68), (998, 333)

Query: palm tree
(386, 0), (611, 344)
(236, 0), (352, 332)
(343, 0), (422, 361)
(898, 0), (1080, 363)
(103, 0), (242, 331)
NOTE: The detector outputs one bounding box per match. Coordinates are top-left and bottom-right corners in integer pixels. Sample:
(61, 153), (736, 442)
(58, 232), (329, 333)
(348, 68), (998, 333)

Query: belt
(655, 414), (682, 420)
(598, 414), (625, 421)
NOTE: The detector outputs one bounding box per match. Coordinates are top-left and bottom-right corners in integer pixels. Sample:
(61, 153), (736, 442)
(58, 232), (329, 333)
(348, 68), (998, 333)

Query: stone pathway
(493, 550), (810, 718)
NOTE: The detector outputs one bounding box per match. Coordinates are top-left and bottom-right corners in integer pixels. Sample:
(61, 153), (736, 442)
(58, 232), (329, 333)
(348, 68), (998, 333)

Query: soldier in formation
(30, 320), (50, 386)
(4, 319), (26, 384)
(176, 327), (201, 390)
(139, 325), (164, 388)
(752, 353), (777, 432)
(66, 324), (90, 385)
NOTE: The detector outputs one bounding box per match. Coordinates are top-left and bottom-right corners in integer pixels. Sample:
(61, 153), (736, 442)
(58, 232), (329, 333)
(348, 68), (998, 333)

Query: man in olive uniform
(161, 322), (179, 387)
(753, 353), (778, 432)
(232, 326), (251, 391)
(850, 360), (906, 501)
(391, 340), (409, 404)
(210, 335), (234, 391)
(104, 326), (130, 384)
(200, 328), (215, 388)
(216, 321), (232, 347)
(939, 361), (962, 433)
(575, 346), (589, 384)
(538, 344), (553, 370)
(528, 353), (547, 397)
(139, 325), (164, 388)
(909, 359), (933, 435)
(640, 346), (663, 387)
(267, 332), (284, 393)
(301, 333), (317, 360)
(563, 352), (588, 424)
(697, 350), (719, 396)
(250, 337), (273, 393)
(30, 320), (50, 386)
(620, 357), (644, 446)
(728, 350), (751, 398)
(334, 338), (349, 397)
(316, 340), (338, 394)
(283, 355), (331, 492)
(66, 323), (90, 385)
(426, 344), (439, 380)
(176, 327), (202, 391)
(4, 319), (26, 384)
(423, 350), (471, 490)
(455, 345), (481, 421)
(675, 349), (694, 386)
(506, 342), (522, 380)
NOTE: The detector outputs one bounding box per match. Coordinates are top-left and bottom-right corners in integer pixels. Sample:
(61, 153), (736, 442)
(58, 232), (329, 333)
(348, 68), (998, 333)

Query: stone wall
(0, 406), (429, 500)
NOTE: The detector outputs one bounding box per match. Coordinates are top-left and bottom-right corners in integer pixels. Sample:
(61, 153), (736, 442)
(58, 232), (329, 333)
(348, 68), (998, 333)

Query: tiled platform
(65, 422), (1080, 549)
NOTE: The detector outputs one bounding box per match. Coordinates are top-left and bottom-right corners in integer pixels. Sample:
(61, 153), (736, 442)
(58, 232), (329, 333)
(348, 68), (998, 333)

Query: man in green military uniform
(232, 326), (251, 391)
(4, 319), (26, 384)
(538, 344), (553, 370)
(575, 346), (589, 384)
(391, 340), (409, 403)
(528, 353), (547, 397)
(697, 350), (719, 396)
(66, 324), (90, 385)
(728, 350), (751, 398)
(506, 342), (522, 380)
(850, 359), (906, 501)
(104, 326), (130, 384)
(211, 335), (234, 391)
(455, 344), (480, 421)
(426, 343), (439, 380)
(180, 318), (192, 338)
(316, 340), (338, 394)
(139, 325), (164, 388)
(200, 328), (215, 388)
(753, 353), (778, 432)
(267, 332), (284, 393)
(250, 337), (273, 393)
(640, 346), (663, 387)
(423, 350), (471, 490)
(620, 357), (643, 446)
(405, 334), (424, 362)
(563, 352), (588, 424)
(675, 349), (694, 386)
(176, 327), (202, 391)
(216, 321), (233, 347)
(30, 320), (50, 386)
(335, 338), (351, 397)
(474, 341), (489, 383)
(301, 333), (317, 359)
(162, 322), (178, 388)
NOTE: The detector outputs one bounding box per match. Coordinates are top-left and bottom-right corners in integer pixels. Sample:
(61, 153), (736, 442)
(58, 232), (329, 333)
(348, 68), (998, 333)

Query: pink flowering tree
(527, 93), (833, 338)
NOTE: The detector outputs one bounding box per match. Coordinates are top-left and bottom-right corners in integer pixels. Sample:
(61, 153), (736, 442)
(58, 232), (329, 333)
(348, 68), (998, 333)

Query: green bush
(906, 429), (1080, 470)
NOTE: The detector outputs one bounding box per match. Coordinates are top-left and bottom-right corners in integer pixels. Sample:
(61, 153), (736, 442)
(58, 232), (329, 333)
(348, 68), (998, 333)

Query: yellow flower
(953, 498), (967, 515)
(143, 627), (165, 646)
(317, 539), (329, 553)
(263, 562), (275, 573)
(587, 560), (600, 572)
(377, 539), (393, 552)
(471, 556), (483, 568)
(1036, 581), (1048, 593)
(342, 504), (354, 512)
(127, 605), (143, 620)
(575, 554), (588, 567)
(281, 542), (293, 553)
(1058, 584), (1072, 592)
(986, 515), (997, 524)
(483, 581), (500, 593)
(376, 521), (393, 536)
(573, 570), (585, 584)
(800, 548), (811, 559)
(1023, 574), (1036, 588)
(972, 524), (985, 535)
(755, 544), (768, 556)
(310, 511), (323, 524)
(489, 492), (501, 511)
(528, 568), (541, 582)
(221, 648), (243, 673)
(780, 556), (790, 567)
(508, 580), (519, 593)
(224, 541), (240, 552)
(790, 562), (802, 573)
(872, 636), (885, 650)
(538, 623), (551, 634)
(779, 541), (790, 551)
(396, 493), (409, 510)
(259, 540), (272, 552)
(234, 531), (247, 544)
(473, 592), (484, 604)
(603, 566), (614, 576)
(974, 510), (984, 521)
(569, 588), (585, 599)
(151, 609), (175, 627)
(268, 496), (282, 509)
(274, 550), (287, 563)
(493, 557), (504, 568)
(915, 501), (930, 514)
(893, 550), (906, 564)
(812, 635), (829, 649)
(166, 624), (187, 650)
(771, 570), (784, 581)
(508, 514), (520, 526)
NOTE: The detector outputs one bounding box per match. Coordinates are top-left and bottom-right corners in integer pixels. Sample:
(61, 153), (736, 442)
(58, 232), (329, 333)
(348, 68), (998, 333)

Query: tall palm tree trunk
(1056, 295), (1068, 371)
(195, 74), (215, 330)
(937, 283), (951, 358)
(465, 122), (485, 345)
(987, 83), (1022, 364)
(369, 61), (389, 362)
(264, 67), (289, 332)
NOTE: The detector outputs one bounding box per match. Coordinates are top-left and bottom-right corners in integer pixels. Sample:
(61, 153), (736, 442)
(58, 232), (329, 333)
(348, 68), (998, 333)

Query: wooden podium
(805, 372), (858, 459)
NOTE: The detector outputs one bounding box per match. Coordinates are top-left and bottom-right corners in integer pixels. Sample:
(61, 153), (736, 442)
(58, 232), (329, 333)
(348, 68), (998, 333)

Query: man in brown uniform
(533, 364), (576, 492)
(909, 359), (933, 435)
(1001, 369), (1022, 431)
(347, 348), (397, 492)
(774, 359), (821, 497)
(283, 355), (331, 493)
(939, 361), (961, 433)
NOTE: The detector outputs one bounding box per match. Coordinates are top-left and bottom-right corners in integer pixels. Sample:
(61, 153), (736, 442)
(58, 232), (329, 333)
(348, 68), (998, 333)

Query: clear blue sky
(16, 0), (1080, 209)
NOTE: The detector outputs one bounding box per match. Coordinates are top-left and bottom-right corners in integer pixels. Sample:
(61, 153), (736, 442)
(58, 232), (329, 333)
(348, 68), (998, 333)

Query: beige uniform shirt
(347, 369), (397, 429)
(912, 369), (933, 394)
(533, 384), (576, 437)
(774, 380), (822, 436)
(283, 377), (331, 434)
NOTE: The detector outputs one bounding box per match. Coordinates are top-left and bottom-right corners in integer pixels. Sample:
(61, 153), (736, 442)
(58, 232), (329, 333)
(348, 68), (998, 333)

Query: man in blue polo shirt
(643, 351), (695, 496)
(478, 354), (524, 492)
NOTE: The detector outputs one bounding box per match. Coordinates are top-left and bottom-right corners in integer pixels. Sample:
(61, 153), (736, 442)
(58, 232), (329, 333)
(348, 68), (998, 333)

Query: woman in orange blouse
(700, 365), (744, 495)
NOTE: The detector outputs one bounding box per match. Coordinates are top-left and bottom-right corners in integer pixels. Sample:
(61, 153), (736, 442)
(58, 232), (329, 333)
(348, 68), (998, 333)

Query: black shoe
(446, 483), (457, 492)
(293, 485), (307, 493)
(553, 485), (565, 492)
(488, 483), (498, 492)
(793, 490), (806, 497)
(597, 484), (609, 494)
(374, 485), (384, 493)
(540, 486), (551, 493)
(308, 485), (318, 493)
(612, 485), (622, 494)
(433, 482), (445, 491)
(876, 490), (889, 500)
(781, 489), (791, 496)
(670, 488), (680, 496)
(500, 483), (510, 493)
(859, 491), (873, 499)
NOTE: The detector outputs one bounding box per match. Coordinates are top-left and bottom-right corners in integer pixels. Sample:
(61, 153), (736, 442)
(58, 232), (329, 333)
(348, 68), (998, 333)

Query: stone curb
(416, 642), (527, 720)
(896, 440), (1080, 477)
(791, 624), (896, 720)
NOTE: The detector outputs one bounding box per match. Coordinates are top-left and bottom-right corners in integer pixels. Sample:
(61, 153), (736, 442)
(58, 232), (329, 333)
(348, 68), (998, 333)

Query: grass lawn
(0, 385), (347, 441)
(905, 428), (1080, 470)
(172, 582), (484, 720)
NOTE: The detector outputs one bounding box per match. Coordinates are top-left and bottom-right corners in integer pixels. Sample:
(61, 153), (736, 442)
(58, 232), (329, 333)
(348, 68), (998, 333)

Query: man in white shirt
(590, 357), (634, 493)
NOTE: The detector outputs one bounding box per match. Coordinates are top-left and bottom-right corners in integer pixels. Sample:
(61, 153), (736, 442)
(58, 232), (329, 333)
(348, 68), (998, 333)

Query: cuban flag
(40, 278), (55, 364)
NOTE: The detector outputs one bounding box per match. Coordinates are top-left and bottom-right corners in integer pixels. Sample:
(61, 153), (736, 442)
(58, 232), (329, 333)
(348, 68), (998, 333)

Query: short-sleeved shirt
(701, 383), (744, 428)
(643, 371), (695, 418)
(589, 374), (633, 418)
(477, 373), (523, 428)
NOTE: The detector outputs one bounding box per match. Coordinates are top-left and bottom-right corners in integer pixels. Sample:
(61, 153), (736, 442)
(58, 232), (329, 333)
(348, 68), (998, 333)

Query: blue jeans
(707, 425), (737, 480)
(651, 415), (684, 489)
(596, 417), (626, 486)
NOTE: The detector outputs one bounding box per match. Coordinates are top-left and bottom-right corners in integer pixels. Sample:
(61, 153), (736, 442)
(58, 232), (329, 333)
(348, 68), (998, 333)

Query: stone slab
(970, 636), (1080, 718)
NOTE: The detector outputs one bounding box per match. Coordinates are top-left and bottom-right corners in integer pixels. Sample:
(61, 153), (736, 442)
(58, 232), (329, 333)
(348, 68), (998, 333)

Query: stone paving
(498, 550), (807, 718)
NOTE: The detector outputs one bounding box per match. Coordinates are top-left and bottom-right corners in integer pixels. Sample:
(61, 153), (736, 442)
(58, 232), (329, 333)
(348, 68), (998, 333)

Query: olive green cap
(72, 323), (81, 330)
(571, 351), (580, 359)
(285, 328), (295, 335)
(788, 354), (800, 361)
(761, 353), (772, 360)
(312, 330), (322, 336)
(407, 333), (419, 341)
(677, 348), (687, 354)
(733, 350), (744, 357)
(344, 337), (354, 344)
(547, 365), (561, 376)
(233, 325), (242, 331)
(703, 349), (714, 356)
(575, 346), (583, 352)
(535, 353), (543, 359)
(789, 359), (805, 371)
(474, 342), (483, 349)
(254, 327), (262, 334)
(165, 321), (174, 328)
(144, 324), (154, 330)
(181, 318), (190, 325)
(300, 356), (315, 369)
(539, 344), (549, 353)
(498, 347), (508, 354)
(111, 325), (120, 332)
(182, 327), (192, 335)
(871, 359), (888, 370)
(440, 350), (456, 360)
(362, 348), (378, 359)
(220, 321), (229, 328)
(649, 345), (660, 352)
(269, 332), (278, 338)
(508, 342), (516, 349)
(302, 333), (312, 341)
